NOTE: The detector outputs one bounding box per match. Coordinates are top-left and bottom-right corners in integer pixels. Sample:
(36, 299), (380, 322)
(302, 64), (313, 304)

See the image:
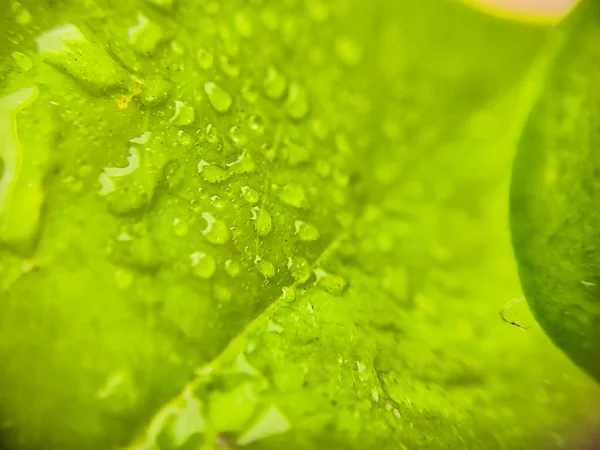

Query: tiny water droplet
(288, 256), (310, 283)
(241, 186), (259, 205)
(219, 55), (240, 78)
(210, 195), (224, 209)
(264, 66), (287, 100)
(202, 212), (230, 245)
(257, 259), (275, 279)
(114, 269), (134, 290)
(267, 320), (284, 333)
(294, 220), (319, 241)
(277, 183), (308, 209)
(173, 218), (189, 236)
(334, 36), (363, 66)
(205, 82), (232, 113)
(284, 82), (310, 120)
(314, 268), (347, 295)
(225, 259), (241, 277)
(197, 48), (214, 69)
(205, 123), (220, 144)
(190, 252), (216, 279)
(229, 125), (247, 147)
(248, 115), (265, 134)
(170, 100), (195, 126)
(255, 208), (273, 237)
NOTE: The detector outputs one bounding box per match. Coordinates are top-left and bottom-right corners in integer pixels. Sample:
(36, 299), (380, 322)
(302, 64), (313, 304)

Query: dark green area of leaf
(511, 0), (600, 383)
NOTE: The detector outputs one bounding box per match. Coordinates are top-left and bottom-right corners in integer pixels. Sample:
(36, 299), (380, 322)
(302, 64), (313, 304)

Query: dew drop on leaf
(190, 252), (216, 279)
(255, 208), (273, 237)
(264, 66), (287, 100)
(284, 82), (310, 120)
(241, 185), (259, 205)
(224, 259), (241, 277)
(197, 48), (214, 69)
(294, 220), (320, 241)
(205, 82), (233, 113)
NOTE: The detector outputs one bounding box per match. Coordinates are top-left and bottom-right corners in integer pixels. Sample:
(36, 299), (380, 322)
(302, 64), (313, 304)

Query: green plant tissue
(0, 0), (598, 449)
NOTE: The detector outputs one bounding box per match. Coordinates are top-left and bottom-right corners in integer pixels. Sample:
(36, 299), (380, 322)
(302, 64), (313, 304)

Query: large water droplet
(205, 82), (232, 113)
(229, 125), (247, 148)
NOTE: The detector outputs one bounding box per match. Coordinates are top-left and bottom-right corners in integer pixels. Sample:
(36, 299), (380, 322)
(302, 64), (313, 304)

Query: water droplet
(237, 405), (291, 446)
(205, 82), (232, 113)
(11, 51), (32, 71)
(128, 13), (164, 55)
(114, 269), (134, 290)
(288, 256), (310, 283)
(264, 66), (287, 100)
(224, 259), (241, 277)
(314, 268), (347, 295)
(197, 48), (214, 69)
(190, 252), (216, 278)
(177, 130), (193, 147)
(214, 284), (232, 302)
(141, 75), (172, 106)
(205, 123), (220, 144)
(294, 220), (319, 241)
(229, 125), (247, 147)
(241, 186), (259, 205)
(173, 218), (189, 236)
(255, 208), (273, 237)
(393, 409), (401, 419)
(267, 320), (284, 333)
(334, 36), (363, 66)
(257, 259), (275, 279)
(197, 160), (230, 183)
(241, 80), (259, 103)
(170, 101), (195, 126)
(371, 390), (380, 402)
(284, 82), (310, 120)
(248, 115), (265, 135)
(210, 195), (224, 209)
(219, 55), (240, 78)
(202, 212), (230, 245)
(277, 183), (308, 209)
(170, 40), (184, 55)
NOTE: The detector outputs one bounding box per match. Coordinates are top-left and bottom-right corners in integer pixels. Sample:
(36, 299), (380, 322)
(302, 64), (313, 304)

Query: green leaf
(511, 1), (600, 382)
(0, 1), (598, 449)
